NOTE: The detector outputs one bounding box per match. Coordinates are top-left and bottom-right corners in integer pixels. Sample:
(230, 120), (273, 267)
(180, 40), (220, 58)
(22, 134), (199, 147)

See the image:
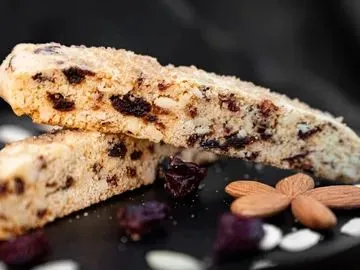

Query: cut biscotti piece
(0, 129), (179, 240)
(1, 43), (360, 182)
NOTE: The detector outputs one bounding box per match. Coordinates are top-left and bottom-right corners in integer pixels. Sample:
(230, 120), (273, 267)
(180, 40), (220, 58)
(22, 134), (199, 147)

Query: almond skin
(276, 173), (314, 198)
(304, 186), (360, 209)
(292, 195), (337, 229)
(225, 181), (278, 198)
(230, 193), (291, 218)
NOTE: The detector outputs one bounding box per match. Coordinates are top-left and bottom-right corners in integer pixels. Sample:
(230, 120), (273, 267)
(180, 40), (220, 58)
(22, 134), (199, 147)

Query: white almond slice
(0, 125), (32, 143)
(251, 259), (276, 269)
(31, 260), (79, 270)
(0, 262), (7, 270)
(340, 218), (360, 237)
(146, 250), (204, 270)
(279, 229), (321, 252)
(259, 224), (283, 251)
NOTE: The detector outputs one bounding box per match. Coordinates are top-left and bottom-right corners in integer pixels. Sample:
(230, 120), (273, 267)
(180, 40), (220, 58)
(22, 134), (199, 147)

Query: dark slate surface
(1, 113), (360, 270)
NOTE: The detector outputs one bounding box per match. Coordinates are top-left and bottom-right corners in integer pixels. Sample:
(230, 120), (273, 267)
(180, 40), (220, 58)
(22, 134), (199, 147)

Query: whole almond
(276, 173), (314, 198)
(225, 181), (277, 198)
(304, 186), (360, 209)
(292, 195), (337, 229)
(230, 193), (291, 218)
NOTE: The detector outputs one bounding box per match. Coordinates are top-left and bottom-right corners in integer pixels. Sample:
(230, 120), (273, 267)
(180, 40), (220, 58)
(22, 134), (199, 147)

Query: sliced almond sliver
(230, 193), (291, 218)
(291, 195), (337, 229)
(275, 173), (314, 198)
(304, 185), (360, 209)
(225, 181), (277, 198)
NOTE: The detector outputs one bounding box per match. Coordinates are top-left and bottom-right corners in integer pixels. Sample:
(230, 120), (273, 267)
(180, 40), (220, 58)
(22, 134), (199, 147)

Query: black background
(1, 1), (360, 269)
(0, 0), (360, 131)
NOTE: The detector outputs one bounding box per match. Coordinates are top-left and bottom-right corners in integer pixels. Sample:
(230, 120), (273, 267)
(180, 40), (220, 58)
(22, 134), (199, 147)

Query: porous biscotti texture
(0, 129), (178, 240)
(1, 43), (360, 182)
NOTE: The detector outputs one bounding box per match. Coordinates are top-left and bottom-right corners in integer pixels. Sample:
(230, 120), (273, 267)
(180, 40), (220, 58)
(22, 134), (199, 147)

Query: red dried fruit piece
(117, 201), (169, 241)
(213, 213), (264, 258)
(0, 230), (50, 265)
(164, 157), (207, 198)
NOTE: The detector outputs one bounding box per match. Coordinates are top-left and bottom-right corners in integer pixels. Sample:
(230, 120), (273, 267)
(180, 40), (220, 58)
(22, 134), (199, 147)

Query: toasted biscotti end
(0, 129), (180, 240)
(1, 43), (360, 182)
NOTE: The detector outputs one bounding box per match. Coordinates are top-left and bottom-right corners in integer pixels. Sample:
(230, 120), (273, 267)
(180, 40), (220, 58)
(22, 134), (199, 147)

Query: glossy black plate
(1, 113), (360, 270)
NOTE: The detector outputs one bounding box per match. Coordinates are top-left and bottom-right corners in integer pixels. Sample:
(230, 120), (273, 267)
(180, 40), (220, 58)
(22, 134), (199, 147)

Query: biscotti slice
(0, 129), (179, 240)
(1, 43), (360, 182)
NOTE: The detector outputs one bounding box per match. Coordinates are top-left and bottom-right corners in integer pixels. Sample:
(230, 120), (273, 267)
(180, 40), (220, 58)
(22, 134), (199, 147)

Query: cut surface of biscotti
(0, 129), (179, 240)
(1, 43), (360, 182)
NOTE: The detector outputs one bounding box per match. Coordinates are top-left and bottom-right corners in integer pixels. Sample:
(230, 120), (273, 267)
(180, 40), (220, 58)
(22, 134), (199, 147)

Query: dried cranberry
(213, 213), (264, 257)
(117, 201), (169, 241)
(164, 157), (207, 198)
(0, 230), (50, 265)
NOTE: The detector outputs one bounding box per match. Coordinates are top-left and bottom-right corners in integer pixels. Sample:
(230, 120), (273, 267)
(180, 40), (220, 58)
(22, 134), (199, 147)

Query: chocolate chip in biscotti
(110, 94), (151, 117)
(32, 73), (55, 83)
(126, 167), (137, 177)
(14, 177), (25, 195)
(108, 142), (127, 158)
(130, 150), (143, 160)
(148, 145), (155, 153)
(62, 67), (95, 84)
(244, 151), (260, 161)
(107, 175), (118, 187)
(47, 92), (75, 111)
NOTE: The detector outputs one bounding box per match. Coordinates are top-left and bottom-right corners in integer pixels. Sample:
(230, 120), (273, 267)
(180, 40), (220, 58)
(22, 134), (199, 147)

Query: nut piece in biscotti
(1, 43), (360, 182)
(0, 129), (179, 240)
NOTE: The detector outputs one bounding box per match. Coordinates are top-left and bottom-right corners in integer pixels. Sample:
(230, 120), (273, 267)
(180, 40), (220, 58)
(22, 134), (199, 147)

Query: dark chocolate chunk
(106, 175), (118, 187)
(32, 73), (54, 83)
(108, 142), (127, 158)
(38, 155), (47, 170)
(47, 92), (75, 111)
(62, 67), (95, 84)
(34, 45), (60, 55)
(130, 151), (143, 160)
(63, 176), (74, 189)
(45, 182), (57, 188)
(110, 94), (151, 117)
(126, 167), (137, 177)
(14, 178), (25, 195)
(257, 127), (272, 140)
